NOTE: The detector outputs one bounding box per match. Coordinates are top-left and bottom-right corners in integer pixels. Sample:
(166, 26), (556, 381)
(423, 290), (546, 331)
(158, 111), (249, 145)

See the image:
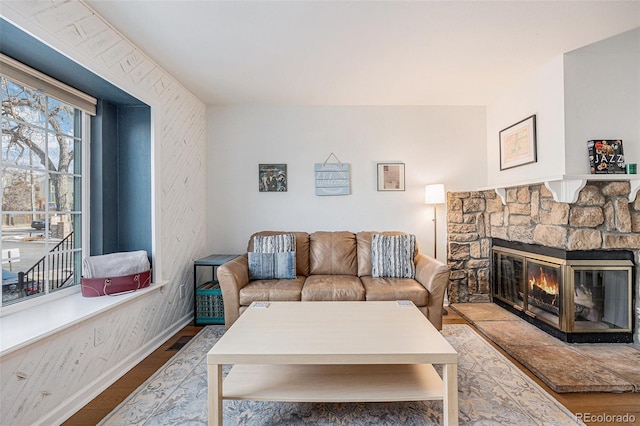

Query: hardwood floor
(64, 309), (639, 425)
(62, 324), (204, 426)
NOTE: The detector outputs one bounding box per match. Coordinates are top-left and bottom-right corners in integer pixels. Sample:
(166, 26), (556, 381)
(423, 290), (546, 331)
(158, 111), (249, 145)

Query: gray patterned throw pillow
(371, 233), (416, 278)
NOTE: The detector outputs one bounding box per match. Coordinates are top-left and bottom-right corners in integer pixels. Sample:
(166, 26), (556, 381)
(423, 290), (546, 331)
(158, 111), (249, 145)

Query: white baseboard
(40, 312), (193, 426)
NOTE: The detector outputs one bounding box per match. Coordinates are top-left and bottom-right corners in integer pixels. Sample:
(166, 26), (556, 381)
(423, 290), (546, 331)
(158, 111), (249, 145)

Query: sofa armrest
(414, 253), (450, 330)
(217, 254), (249, 329)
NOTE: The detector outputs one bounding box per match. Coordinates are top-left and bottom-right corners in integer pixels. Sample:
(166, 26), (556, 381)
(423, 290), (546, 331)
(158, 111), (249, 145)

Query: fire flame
(529, 266), (559, 295)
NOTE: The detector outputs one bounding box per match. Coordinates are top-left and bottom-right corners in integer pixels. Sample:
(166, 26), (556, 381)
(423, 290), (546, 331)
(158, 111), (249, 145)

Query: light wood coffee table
(207, 301), (458, 425)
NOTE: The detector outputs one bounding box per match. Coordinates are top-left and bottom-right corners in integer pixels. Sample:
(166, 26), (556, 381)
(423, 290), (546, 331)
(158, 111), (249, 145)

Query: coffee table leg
(443, 363), (458, 426)
(208, 363), (223, 425)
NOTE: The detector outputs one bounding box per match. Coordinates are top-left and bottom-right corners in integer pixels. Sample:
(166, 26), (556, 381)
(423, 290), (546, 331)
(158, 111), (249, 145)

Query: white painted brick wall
(0, 1), (208, 424)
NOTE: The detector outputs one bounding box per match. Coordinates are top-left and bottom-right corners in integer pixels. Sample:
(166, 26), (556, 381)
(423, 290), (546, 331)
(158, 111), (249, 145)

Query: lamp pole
(424, 183), (445, 261)
(425, 182), (447, 315)
(433, 204), (437, 259)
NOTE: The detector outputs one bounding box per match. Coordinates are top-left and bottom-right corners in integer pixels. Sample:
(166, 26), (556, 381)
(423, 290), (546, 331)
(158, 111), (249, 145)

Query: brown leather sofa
(217, 231), (451, 330)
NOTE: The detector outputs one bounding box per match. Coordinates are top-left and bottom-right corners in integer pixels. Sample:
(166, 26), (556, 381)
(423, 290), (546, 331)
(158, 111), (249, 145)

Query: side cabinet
(193, 254), (239, 326)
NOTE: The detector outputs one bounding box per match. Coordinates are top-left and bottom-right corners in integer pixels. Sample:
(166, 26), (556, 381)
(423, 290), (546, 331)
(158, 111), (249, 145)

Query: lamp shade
(424, 184), (445, 204)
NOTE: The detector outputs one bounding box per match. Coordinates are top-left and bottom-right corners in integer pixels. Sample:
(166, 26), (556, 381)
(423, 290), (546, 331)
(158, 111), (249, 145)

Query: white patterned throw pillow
(253, 233), (296, 253)
(371, 233), (416, 278)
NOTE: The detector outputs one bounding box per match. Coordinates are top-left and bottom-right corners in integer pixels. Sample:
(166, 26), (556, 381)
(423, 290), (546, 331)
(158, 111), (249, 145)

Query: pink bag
(81, 269), (151, 297)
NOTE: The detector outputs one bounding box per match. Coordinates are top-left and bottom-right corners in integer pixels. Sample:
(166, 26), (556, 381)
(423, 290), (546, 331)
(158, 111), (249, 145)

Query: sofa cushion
(356, 231), (407, 277)
(301, 275), (365, 301)
(248, 231), (310, 276)
(309, 231), (357, 275)
(253, 233), (296, 253)
(361, 276), (428, 306)
(248, 251), (296, 280)
(371, 233), (416, 278)
(239, 276), (305, 305)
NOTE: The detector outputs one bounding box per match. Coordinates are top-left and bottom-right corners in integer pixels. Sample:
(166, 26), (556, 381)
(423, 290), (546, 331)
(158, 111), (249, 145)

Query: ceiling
(86, 1), (640, 106)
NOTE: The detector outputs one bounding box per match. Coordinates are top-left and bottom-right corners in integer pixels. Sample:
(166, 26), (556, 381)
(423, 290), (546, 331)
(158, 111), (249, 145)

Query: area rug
(450, 303), (640, 394)
(99, 324), (582, 425)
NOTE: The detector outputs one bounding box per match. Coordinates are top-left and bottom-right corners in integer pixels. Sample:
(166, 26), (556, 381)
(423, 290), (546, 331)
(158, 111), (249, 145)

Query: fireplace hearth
(492, 239), (635, 343)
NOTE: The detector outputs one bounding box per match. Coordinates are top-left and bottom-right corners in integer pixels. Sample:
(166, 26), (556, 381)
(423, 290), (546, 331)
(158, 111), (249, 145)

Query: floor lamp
(424, 184), (446, 259)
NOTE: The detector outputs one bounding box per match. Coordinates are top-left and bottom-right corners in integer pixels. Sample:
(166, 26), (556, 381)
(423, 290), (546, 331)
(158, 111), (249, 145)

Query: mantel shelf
(491, 175), (639, 204)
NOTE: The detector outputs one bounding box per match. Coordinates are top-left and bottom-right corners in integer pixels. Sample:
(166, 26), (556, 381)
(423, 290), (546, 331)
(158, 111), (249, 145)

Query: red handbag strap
(103, 273), (142, 296)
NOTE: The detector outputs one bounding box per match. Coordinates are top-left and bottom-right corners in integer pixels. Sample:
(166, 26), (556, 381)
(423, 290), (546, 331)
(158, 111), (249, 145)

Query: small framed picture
(259, 164), (287, 192)
(377, 163), (405, 191)
(499, 115), (537, 170)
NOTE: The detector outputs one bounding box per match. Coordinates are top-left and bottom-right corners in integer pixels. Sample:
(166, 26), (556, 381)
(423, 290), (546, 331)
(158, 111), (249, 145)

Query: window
(1, 57), (95, 307)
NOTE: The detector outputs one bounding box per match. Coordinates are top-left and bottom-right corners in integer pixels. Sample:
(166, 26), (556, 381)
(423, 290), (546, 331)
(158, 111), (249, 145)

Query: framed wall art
(499, 114), (537, 170)
(377, 163), (405, 191)
(258, 164), (287, 192)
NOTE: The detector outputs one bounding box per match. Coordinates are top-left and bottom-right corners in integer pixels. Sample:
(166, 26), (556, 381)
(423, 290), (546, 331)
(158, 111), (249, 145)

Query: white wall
(487, 28), (640, 186)
(564, 27), (640, 174)
(486, 56), (566, 187)
(207, 106), (486, 259)
(0, 3), (207, 425)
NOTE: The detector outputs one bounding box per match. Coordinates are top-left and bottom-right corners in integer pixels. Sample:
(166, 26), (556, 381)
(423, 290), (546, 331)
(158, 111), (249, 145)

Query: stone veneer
(447, 181), (640, 342)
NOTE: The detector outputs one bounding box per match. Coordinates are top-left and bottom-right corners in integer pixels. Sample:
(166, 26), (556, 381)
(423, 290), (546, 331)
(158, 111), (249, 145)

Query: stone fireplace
(446, 181), (640, 343)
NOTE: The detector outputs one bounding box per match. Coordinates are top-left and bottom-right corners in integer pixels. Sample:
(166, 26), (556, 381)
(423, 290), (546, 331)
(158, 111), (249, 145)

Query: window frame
(1, 59), (95, 315)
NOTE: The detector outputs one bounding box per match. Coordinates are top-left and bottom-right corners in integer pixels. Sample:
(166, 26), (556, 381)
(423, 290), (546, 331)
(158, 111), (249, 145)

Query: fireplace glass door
(572, 267), (631, 332)
(526, 259), (561, 328)
(493, 250), (525, 310)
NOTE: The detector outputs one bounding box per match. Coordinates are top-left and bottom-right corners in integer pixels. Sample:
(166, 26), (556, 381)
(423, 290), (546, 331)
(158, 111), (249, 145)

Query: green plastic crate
(196, 281), (225, 324)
